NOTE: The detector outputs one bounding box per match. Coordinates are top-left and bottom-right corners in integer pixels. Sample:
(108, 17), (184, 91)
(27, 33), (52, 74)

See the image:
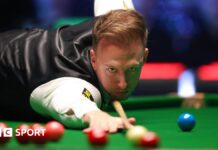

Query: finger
(83, 124), (105, 133)
(84, 121), (101, 131)
(83, 127), (92, 134)
(92, 120), (109, 132)
(116, 117), (136, 130)
(108, 119), (119, 133)
(94, 121), (109, 132)
(108, 125), (117, 133)
(128, 117), (136, 125)
(84, 124), (109, 134)
(115, 117), (126, 129)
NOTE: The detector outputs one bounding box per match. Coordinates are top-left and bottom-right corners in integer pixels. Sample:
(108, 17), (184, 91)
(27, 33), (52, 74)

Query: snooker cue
(113, 100), (133, 129)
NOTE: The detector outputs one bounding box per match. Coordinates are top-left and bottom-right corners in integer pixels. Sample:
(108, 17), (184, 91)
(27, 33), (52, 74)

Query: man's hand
(82, 110), (135, 133)
(181, 93), (205, 109)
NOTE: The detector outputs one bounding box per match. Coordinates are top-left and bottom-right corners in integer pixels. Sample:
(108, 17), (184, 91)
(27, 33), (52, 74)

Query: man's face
(90, 38), (148, 100)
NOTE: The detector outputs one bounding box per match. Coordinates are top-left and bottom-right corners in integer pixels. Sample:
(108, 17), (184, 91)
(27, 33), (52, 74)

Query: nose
(117, 73), (127, 89)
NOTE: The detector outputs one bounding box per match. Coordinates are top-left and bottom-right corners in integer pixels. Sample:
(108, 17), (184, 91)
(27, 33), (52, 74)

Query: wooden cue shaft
(113, 100), (133, 129)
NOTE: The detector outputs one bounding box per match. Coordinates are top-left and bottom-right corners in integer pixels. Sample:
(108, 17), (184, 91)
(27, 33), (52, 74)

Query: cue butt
(113, 100), (133, 129)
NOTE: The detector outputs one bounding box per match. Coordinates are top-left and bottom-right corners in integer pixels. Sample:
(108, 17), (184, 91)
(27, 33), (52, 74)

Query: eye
(107, 67), (117, 73)
(128, 64), (142, 73)
(129, 66), (138, 72)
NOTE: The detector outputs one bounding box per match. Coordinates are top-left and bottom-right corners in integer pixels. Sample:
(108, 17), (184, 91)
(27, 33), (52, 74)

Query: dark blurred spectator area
(0, 0), (218, 69)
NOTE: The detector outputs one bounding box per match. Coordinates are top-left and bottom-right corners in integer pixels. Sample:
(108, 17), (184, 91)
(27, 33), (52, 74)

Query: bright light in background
(178, 69), (196, 97)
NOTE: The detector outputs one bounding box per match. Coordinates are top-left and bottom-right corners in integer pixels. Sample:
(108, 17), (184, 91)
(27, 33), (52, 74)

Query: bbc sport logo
(0, 128), (46, 137)
(0, 128), (12, 137)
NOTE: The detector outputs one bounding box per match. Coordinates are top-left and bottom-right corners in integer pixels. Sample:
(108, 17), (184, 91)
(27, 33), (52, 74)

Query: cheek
(96, 69), (114, 87)
(127, 73), (141, 86)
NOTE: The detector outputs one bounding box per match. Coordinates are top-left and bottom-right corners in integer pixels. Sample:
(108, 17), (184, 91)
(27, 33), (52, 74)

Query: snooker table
(1, 93), (218, 149)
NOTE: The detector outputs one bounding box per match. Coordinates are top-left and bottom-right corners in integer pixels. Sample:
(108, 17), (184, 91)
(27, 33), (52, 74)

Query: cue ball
(177, 113), (196, 131)
(126, 125), (148, 144)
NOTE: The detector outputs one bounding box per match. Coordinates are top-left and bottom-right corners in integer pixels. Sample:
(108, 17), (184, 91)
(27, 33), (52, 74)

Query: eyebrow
(105, 61), (142, 69)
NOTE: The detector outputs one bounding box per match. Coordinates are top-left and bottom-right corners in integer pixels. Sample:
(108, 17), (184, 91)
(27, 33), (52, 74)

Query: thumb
(128, 117), (136, 125)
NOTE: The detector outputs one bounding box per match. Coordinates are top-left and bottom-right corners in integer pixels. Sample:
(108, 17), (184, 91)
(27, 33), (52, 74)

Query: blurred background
(1, 0), (218, 95)
(1, 0), (218, 68)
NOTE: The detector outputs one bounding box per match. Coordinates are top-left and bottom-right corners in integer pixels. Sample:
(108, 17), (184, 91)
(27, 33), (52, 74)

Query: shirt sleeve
(30, 77), (102, 129)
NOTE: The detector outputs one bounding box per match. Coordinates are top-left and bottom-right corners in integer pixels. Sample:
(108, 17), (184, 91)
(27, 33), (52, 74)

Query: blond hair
(92, 9), (148, 50)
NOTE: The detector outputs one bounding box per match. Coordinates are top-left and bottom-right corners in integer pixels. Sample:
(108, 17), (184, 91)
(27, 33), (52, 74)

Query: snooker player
(0, 0), (148, 133)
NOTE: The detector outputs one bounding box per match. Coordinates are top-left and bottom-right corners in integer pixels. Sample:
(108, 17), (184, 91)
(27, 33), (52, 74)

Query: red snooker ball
(0, 122), (11, 145)
(87, 129), (107, 145)
(45, 121), (64, 142)
(139, 131), (159, 148)
(30, 123), (47, 144)
(15, 124), (31, 144)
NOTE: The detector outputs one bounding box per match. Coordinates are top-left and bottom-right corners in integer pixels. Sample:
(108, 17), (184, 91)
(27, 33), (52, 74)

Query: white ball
(126, 125), (147, 144)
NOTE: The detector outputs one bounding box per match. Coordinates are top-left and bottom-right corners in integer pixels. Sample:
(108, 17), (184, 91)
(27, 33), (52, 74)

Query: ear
(144, 48), (149, 62)
(90, 49), (96, 69)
